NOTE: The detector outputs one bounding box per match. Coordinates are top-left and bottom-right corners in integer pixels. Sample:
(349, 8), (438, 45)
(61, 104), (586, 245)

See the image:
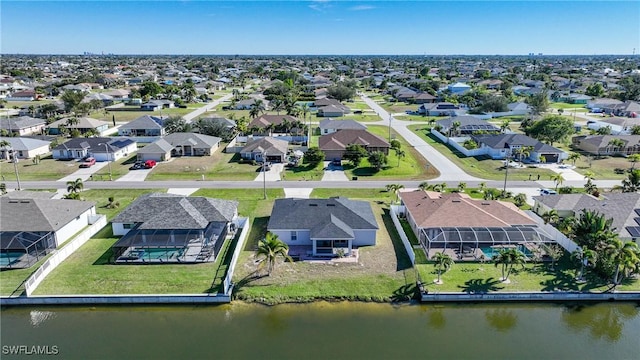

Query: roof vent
(481, 202), (491, 205)
(452, 199), (461, 203)
(327, 204), (336, 207)
(8, 200), (19, 203)
(19, 200), (30, 203)
(309, 204), (318, 207)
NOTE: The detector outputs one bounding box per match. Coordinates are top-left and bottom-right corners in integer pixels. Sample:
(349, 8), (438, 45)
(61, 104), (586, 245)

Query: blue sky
(2, 1), (639, 55)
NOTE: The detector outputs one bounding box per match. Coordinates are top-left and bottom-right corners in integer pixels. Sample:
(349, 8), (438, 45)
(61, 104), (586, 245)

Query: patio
(288, 245), (360, 264)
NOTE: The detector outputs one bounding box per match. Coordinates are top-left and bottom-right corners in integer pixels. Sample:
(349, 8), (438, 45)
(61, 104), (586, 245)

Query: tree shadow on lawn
(381, 208), (413, 271)
(231, 271), (269, 297)
(92, 226), (117, 265)
(457, 277), (505, 293)
(205, 231), (239, 294)
(391, 283), (418, 302)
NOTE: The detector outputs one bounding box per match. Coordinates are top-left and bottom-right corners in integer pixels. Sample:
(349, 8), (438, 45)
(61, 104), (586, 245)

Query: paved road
(182, 94), (233, 123)
(360, 94), (482, 182)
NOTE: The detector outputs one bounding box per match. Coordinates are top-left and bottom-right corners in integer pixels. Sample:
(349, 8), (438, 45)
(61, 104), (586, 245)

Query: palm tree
(385, 183), (404, 204)
(493, 248), (526, 282)
(607, 138), (625, 154)
(450, 121), (461, 137)
(478, 182), (487, 193)
(605, 239), (640, 288)
(572, 247), (597, 281)
(418, 182), (429, 191)
(255, 232), (293, 276)
(432, 252), (453, 284)
(514, 146), (533, 165)
(571, 209), (617, 250)
(541, 209), (559, 225)
(583, 171), (595, 181)
(395, 149), (405, 167)
(457, 182), (467, 193)
(550, 173), (565, 190)
(622, 169), (640, 193)
(629, 153), (640, 170)
(66, 178), (84, 194)
(568, 152), (581, 166)
(0, 140), (10, 159)
(499, 119), (511, 133)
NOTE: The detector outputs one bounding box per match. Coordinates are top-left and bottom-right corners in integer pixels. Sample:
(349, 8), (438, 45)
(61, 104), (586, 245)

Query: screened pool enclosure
(1, 231), (56, 269)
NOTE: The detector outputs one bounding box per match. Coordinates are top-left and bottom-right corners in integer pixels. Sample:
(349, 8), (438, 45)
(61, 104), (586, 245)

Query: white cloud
(309, 0), (332, 12)
(349, 5), (375, 11)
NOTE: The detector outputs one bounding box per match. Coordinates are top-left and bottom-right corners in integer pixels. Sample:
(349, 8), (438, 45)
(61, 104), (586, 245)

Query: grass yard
(33, 228), (234, 295)
(0, 155), (79, 181)
(191, 188), (284, 217)
(231, 202), (417, 304)
(407, 124), (555, 181)
(0, 255), (53, 296)
(146, 148), (259, 181)
(80, 189), (164, 220)
(329, 114), (381, 122)
(347, 100), (373, 111)
(416, 255), (640, 293)
(283, 161), (324, 181)
(89, 153), (139, 181)
(377, 101), (418, 114)
(310, 188), (392, 201)
(393, 114), (435, 122)
(550, 102), (587, 110)
(342, 125), (438, 180)
(570, 155), (631, 180)
(91, 103), (203, 123)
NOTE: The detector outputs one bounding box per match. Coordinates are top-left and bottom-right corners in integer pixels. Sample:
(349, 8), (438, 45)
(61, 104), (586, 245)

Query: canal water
(1, 302), (639, 359)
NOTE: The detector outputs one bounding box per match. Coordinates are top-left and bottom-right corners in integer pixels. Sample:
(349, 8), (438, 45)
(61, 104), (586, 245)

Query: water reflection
(485, 308), (517, 332)
(562, 304), (639, 342)
(427, 307), (446, 329)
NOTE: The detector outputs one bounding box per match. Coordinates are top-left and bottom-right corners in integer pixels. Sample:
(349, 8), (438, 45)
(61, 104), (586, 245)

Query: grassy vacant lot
(283, 161), (324, 181)
(34, 227), (234, 295)
(232, 200), (417, 304)
(0, 155), (79, 181)
(571, 155), (630, 180)
(191, 188), (284, 218)
(90, 103), (203, 123)
(343, 125), (438, 180)
(146, 148), (259, 181)
(416, 255), (640, 293)
(80, 189), (164, 220)
(377, 100), (418, 114)
(550, 102), (587, 110)
(407, 124), (555, 181)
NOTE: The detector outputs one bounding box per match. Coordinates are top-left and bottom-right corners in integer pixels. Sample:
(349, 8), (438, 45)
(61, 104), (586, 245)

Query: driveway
(57, 161), (110, 182)
(322, 161), (350, 181)
(253, 163), (285, 181)
(360, 94), (481, 182)
(116, 168), (153, 182)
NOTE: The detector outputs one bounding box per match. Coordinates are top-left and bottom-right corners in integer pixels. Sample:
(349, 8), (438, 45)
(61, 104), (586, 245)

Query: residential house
(413, 92), (437, 104)
(0, 116), (46, 136)
(610, 101), (640, 117)
(248, 114), (301, 134)
(532, 193), (640, 243)
(47, 117), (109, 135)
(6, 90), (37, 101)
(141, 99), (175, 111)
(52, 137), (137, 161)
(586, 117), (640, 135)
(435, 116), (499, 136)
(447, 82), (472, 95)
(267, 197), (379, 257)
(0, 137), (50, 160)
(235, 98), (269, 110)
(319, 119), (367, 135)
(314, 98), (351, 117)
(470, 133), (567, 163)
(137, 132), (221, 161)
(418, 102), (463, 116)
(506, 102), (532, 115)
(319, 129), (390, 160)
(118, 115), (166, 137)
(104, 89), (131, 100)
(586, 98), (622, 112)
(572, 135), (640, 156)
(1, 194), (97, 269)
(240, 137), (289, 163)
(399, 190), (553, 259)
(111, 193), (238, 263)
(82, 93), (114, 106)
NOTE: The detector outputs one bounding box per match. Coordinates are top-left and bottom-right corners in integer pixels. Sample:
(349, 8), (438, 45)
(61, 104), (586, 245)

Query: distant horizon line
(1, 53), (639, 57)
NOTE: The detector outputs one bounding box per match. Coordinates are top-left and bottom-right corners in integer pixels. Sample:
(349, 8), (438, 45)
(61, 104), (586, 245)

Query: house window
(123, 224), (133, 229)
(291, 231), (297, 241)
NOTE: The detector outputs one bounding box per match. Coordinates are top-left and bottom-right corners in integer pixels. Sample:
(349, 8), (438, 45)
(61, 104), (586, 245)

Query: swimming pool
(132, 248), (184, 260)
(480, 245), (533, 259)
(1, 252), (25, 267)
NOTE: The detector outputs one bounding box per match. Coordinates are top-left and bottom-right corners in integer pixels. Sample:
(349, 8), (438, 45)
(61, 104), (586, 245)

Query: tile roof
(267, 197), (378, 237)
(112, 193), (237, 230)
(400, 191), (536, 228)
(319, 129), (390, 151)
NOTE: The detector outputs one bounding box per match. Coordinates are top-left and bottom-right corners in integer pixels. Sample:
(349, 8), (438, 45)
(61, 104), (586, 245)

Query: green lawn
(89, 153), (140, 181)
(570, 155), (631, 180)
(0, 255), (52, 296)
(0, 155), (79, 181)
(146, 148), (259, 181)
(550, 102), (587, 110)
(80, 189), (164, 220)
(92, 103), (203, 123)
(191, 188), (284, 217)
(283, 161), (324, 181)
(310, 188), (392, 201)
(33, 231), (234, 295)
(416, 255), (640, 293)
(343, 125), (438, 180)
(407, 124), (555, 181)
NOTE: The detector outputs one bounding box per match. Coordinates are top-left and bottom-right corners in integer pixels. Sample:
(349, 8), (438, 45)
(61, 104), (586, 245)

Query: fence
(24, 215), (106, 296)
(390, 205), (415, 265)
(525, 210), (579, 253)
(430, 129), (486, 157)
(222, 217), (251, 295)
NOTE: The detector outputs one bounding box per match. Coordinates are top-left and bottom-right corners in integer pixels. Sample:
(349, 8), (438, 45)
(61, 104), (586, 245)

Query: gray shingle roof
(0, 137), (50, 151)
(118, 115), (164, 130)
(471, 134), (564, 153)
(163, 132), (221, 149)
(0, 116), (46, 130)
(0, 197), (96, 232)
(52, 137), (134, 153)
(241, 137), (288, 156)
(319, 119), (367, 131)
(267, 198), (378, 238)
(112, 193), (237, 230)
(137, 138), (174, 154)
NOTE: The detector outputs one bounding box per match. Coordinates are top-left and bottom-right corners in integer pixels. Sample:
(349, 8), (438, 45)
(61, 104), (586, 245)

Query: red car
(79, 157), (96, 168)
(144, 160), (157, 169)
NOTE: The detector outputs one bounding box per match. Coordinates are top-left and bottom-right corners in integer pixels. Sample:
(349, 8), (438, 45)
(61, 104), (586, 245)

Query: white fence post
(390, 205), (415, 265)
(223, 217), (251, 295)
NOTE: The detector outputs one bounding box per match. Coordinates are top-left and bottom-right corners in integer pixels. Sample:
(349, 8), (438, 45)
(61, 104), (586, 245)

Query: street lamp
(388, 114), (393, 142)
(99, 142), (113, 181)
(502, 144), (511, 195)
(262, 150), (267, 200)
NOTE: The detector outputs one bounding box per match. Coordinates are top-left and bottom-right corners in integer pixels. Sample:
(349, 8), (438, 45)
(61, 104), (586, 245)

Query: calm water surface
(1, 302), (639, 360)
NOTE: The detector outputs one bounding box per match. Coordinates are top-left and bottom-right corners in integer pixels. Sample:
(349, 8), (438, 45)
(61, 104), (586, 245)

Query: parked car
(129, 161), (146, 170)
(144, 160), (157, 169)
(79, 157), (96, 168)
(539, 188), (558, 195)
(331, 158), (341, 166)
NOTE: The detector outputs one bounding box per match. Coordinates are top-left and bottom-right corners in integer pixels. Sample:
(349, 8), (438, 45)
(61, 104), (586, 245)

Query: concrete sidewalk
(253, 163), (284, 181)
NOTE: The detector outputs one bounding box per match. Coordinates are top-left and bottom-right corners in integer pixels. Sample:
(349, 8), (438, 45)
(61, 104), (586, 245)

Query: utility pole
(262, 151), (267, 200)
(502, 147), (510, 195)
(12, 152), (21, 190)
(388, 114), (392, 142)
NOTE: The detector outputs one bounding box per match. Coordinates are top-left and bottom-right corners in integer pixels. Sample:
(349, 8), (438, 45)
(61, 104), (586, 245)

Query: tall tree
(493, 248), (526, 282)
(622, 169), (640, 193)
(385, 183), (404, 204)
(525, 90), (549, 115)
(368, 151), (388, 171)
(525, 115), (574, 146)
(255, 232), (293, 276)
(60, 90), (85, 113)
(605, 239), (640, 288)
(432, 252), (454, 284)
(343, 144), (368, 167)
(550, 173), (565, 190)
(66, 178), (84, 194)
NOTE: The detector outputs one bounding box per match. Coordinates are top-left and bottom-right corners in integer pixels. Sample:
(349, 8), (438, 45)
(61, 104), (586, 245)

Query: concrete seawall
(1, 294), (230, 306)
(421, 291), (640, 302)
